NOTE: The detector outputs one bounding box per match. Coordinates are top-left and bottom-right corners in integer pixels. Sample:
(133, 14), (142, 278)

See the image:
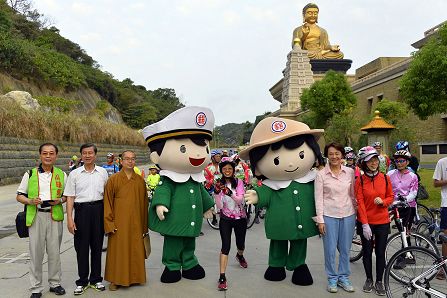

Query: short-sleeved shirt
(63, 165), (108, 203)
(433, 157), (447, 207)
(17, 165), (67, 209)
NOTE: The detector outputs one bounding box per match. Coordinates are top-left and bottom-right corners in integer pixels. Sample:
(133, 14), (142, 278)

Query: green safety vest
(26, 167), (65, 226)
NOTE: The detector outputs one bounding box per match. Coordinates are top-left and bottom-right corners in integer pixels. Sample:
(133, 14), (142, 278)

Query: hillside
(0, 0), (183, 130)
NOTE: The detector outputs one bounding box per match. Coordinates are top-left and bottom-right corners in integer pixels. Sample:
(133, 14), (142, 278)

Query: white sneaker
(91, 282), (106, 291)
(74, 285), (85, 295)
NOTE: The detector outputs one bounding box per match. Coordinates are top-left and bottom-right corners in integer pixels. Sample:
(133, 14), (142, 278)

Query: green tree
(122, 102), (157, 129)
(300, 70), (357, 128)
(400, 24), (447, 119)
(373, 98), (408, 125)
(324, 109), (360, 146)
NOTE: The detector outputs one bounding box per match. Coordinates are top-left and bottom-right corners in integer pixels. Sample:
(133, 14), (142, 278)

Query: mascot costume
(142, 106), (215, 283)
(240, 117), (324, 285)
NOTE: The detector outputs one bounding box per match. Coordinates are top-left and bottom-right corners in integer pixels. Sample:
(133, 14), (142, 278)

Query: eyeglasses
(395, 159), (407, 164)
(123, 157), (136, 161)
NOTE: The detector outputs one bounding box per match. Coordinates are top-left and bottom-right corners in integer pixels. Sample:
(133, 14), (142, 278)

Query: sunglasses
(395, 159), (407, 164)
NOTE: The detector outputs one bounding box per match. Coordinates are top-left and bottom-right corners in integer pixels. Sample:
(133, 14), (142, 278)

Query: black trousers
(357, 222), (390, 282)
(219, 217), (247, 255)
(74, 201), (104, 286)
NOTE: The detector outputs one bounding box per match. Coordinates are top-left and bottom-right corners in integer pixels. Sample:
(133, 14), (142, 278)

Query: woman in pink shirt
(315, 142), (356, 293)
(213, 157), (247, 291)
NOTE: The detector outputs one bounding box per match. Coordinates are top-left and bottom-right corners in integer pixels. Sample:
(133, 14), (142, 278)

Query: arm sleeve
(355, 177), (368, 224)
(103, 178), (117, 234)
(17, 172), (30, 195)
(201, 183), (215, 212)
(63, 172), (76, 196)
(142, 179), (149, 233)
(213, 192), (223, 209)
(255, 185), (272, 208)
(151, 178), (172, 210)
(231, 179), (245, 204)
(314, 173), (324, 223)
(433, 161), (444, 180)
(406, 174), (419, 203)
(382, 175), (395, 207)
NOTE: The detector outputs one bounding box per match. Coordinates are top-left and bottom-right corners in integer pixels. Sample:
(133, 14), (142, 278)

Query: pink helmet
(357, 146), (379, 163)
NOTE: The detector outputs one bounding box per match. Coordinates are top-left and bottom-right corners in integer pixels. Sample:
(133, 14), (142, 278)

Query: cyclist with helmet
(213, 157), (247, 291)
(387, 150), (418, 269)
(102, 153), (119, 177)
(69, 155), (78, 172)
(232, 154), (251, 186)
(372, 142), (390, 174)
(204, 150), (222, 227)
(394, 141), (419, 174)
(345, 151), (361, 179)
(355, 146), (394, 295)
(146, 164), (160, 192)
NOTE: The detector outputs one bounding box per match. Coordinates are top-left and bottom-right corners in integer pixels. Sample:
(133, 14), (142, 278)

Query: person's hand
(362, 224), (372, 241)
(28, 197), (42, 205)
(244, 190), (258, 205)
(67, 218), (77, 235)
(203, 208), (213, 219)
(318, 223), (326, 235)
(374, 197), (383, 205)
(108, 228), (117, 236)
(156, 205), (169, 221)
(224, 187), (232, 196)
(48, 198), (62, 205)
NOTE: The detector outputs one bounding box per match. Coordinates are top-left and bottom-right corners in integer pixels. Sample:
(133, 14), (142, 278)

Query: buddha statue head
(302, 3), (319, 24)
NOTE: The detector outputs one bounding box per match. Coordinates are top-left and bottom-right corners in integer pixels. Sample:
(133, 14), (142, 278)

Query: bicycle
(416, 207), (444, 245)
(206, 203), (220, 230)
(384, 236), (447, 297)
(415, 202), (435, 226)
(350, 196), (438, 266)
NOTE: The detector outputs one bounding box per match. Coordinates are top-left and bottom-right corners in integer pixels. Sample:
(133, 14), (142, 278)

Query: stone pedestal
(279, 45), (314, 118)
(309, 59), (352, 74)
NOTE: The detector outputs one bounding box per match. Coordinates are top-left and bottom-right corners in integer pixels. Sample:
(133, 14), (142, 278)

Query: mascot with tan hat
(240, 117), (324, 286)
(142, 106), (215, 283)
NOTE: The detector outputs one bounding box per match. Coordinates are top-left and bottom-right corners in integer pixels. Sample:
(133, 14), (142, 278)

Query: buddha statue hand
(330, 45), (340, 52)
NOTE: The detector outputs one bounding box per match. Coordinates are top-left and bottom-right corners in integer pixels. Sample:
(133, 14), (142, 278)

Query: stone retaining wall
(0, 137), (150, 185)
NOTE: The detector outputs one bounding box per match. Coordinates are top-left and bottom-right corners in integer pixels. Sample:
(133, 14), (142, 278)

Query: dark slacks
(74, 201), (104, 286)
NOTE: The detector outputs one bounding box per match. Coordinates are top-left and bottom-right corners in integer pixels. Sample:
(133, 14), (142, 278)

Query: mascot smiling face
(150, 137), (211, 174)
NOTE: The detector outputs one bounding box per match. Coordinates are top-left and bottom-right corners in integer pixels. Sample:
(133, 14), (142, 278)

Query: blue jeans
(322, 214), (356, 283)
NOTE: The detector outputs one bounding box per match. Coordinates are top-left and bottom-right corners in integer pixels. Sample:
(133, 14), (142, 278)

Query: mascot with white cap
(240, 117), (324, 286)
(142, 106), (215, 283)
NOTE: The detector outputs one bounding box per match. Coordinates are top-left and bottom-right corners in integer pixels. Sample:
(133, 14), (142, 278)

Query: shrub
(35, 95), (80, 113)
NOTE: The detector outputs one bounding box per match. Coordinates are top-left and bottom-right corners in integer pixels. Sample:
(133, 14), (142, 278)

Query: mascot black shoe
(264, 266), (286, 281)
(292, 264), (313, 286)
(160, 267), (181, 283)
(182, 264), (205, 280)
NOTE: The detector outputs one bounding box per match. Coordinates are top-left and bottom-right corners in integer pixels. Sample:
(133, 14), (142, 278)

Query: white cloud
(222, 10), (241, 26)
(70, 2), (94, 16)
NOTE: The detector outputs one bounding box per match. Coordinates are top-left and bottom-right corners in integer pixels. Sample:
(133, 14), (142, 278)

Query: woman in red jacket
(355, 146), (394, 296)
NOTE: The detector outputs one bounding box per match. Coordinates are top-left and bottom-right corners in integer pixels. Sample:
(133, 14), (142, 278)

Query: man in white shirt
(64, 143), (108, 295)
(434, 156), (447, 279)
(16, 143), (67, 298)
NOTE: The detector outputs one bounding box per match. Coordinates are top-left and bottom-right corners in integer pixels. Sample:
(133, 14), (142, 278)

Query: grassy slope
(418, 168), (441, 208)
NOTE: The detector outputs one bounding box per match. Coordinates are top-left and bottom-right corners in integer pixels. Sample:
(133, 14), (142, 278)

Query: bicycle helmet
(393, 150), (411, 160)
(71, 155), (78, 161)
(372, 141), (382, 148)
(345, 151), (357, 160)
(107, 152), (114, 158)
(358, 146), (379, 162)
(344, 146), (354, 154)
(211, 149), (221, 157)
(148, 164), (158, 170)
(395, 141), (409, 151)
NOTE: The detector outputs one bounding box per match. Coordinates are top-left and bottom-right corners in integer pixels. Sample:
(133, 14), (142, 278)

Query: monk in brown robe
(104, 150), (148, 290)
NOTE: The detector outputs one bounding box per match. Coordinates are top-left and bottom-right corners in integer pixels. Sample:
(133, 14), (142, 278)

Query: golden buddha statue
(292, 3), (344, 59)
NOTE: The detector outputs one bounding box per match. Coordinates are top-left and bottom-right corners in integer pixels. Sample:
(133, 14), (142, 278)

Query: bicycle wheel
(384, 246), (447, 297)
(385, 232), (439, 282)
(415, 221), (436, 244)
(350, 225), (363, 263)
(415, 203), (434, 225)
(206, 210), (220, 230)
(245, 204), (257, 230)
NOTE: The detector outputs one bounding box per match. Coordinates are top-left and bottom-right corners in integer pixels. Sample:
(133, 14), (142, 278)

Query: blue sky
(34, 0), (447, 125)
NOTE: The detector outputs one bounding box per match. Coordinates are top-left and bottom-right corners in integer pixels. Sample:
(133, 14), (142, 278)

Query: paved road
(0, 167), (372, 298)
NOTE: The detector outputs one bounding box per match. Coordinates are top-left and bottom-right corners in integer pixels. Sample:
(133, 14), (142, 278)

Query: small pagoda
(360, 110), (395, 154)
